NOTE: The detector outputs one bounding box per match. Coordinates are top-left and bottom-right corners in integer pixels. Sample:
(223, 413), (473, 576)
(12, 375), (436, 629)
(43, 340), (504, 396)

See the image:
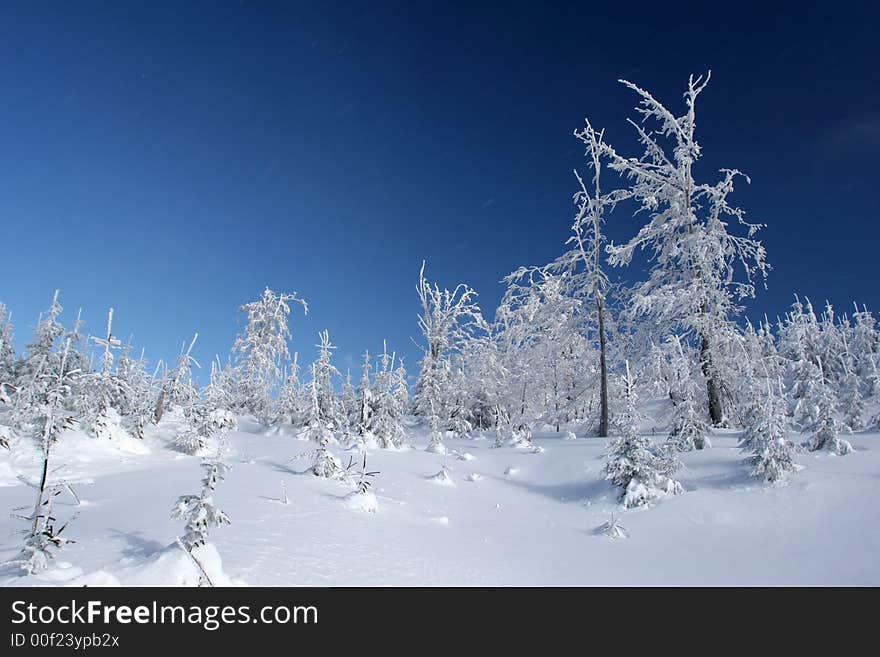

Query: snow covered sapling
(116, 345), (158, 439)
(801, 358), (853, 456)
(342, 451), (380, 513)
(428, 445), (454, 486)
(543, 118), (627, 436)
(340, 369), (359, 434)
(369, 343), (407, 449)
(739, 378), (798, 483)
(594, 512), (628, 539)
(492, 405), (511, 448)
(155, 333), (200, 422)
(276, 353), (307, 427)
(12, 340), (79, 575)
(666, 338), (711, 451)
(308, 419), (344, 478)
(85, 308), (126, 439)
(425, 400), (446, 454)
(604, 363), (683, 508)
(309, 330), (342, 430)
(171, 460), (231, 552)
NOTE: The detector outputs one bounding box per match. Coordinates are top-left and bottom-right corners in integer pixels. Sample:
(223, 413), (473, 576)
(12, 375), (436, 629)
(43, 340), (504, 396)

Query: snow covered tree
(739, 377), (798, 483)
(171, 459), (231, 551)
(414, 262), (485, 427)
(340, 369), (359, 433)
(116, 345), (158, 439)
(354, 351), (374, 440)
(602, 72), (770, 427)
(837, 346), (865, 431)
(495, 268), (582, 440)
(392, 358), (409, 418)
(604, 363), (683, 508)
(276, 353), (308, 427)
(154, 333), (200, 422)
(0, 303), (15, 400)
(8, 293), (72, 434)
(232, 287), (307, 424)
(542, 119), (628, 436)
(299, 339), (345, 477)
(309, 330), (341, 430)
(307, 415), (344, 479)
(425, 399), (447, 454)
(82, 308), (126, 439)
(23, 290), (65, 374)
(850, 304), (879, 383)
(369, 342), (406, 449)
(203, 358), (238, 420)
(174, 374), (237, 456)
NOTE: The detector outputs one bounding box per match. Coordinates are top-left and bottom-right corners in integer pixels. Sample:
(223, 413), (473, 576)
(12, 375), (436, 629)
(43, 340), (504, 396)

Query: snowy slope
(0, 417), (878, 586)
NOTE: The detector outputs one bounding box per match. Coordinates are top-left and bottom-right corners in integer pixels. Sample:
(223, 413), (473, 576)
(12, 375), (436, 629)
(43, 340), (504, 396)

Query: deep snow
(0, 412), (878, 586)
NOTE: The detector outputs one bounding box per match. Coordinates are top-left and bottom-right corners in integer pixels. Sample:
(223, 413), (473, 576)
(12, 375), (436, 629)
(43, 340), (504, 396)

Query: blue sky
(1, 2), (877, 381)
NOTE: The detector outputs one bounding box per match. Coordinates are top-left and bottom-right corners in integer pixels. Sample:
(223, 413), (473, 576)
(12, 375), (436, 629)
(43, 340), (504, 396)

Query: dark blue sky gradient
(1, 1), (877, 380)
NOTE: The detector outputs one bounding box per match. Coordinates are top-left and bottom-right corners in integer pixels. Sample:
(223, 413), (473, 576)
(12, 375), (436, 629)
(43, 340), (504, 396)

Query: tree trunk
(596, 296), (609, 438)
(700, 331), (724, 426)
(31, 437), (50, 535)
(154, 390), (165, 424)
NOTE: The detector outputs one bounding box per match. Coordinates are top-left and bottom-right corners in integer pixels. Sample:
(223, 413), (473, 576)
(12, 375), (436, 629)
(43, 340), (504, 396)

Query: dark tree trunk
(31, 442), (50, 534)
(700, 331), (724, 426)
(596, 295), (609, 438)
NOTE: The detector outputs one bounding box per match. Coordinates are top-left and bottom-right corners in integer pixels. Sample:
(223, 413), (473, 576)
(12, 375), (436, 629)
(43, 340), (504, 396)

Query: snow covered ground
(1, 413), (878, 586)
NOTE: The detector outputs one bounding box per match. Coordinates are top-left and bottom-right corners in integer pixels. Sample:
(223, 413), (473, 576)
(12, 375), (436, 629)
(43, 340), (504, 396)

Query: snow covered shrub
(171, 460), (231, 552)
(666, 338), (711, 451)
(739, 380), (798, 483)
(510, 423), (533, 448)
(174, 400), (236, 456)
(605, 365), (682, 508)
